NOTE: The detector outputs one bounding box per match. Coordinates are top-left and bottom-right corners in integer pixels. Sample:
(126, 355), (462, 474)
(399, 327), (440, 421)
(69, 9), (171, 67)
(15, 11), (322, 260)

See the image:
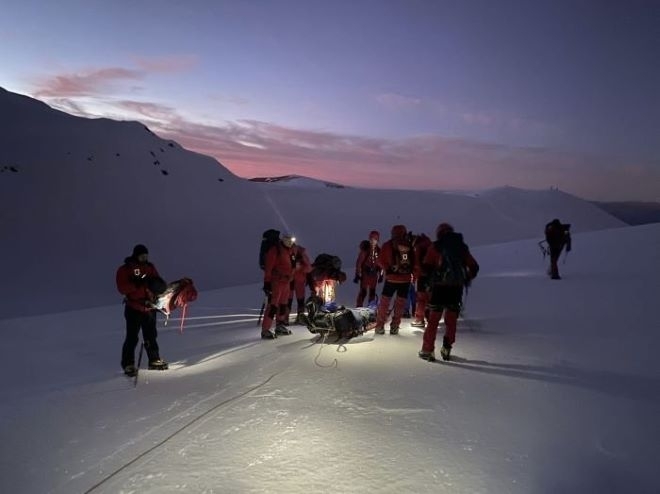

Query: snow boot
(440, 338), (452, 361)
(275, 323), (292, 335)
(389, 325), (399, 335)
(374, 326), (385, 335)
(123, 364), (137, 377)
(148, 359), (169, 370)
(418, 351), (436, 362)
(261, 328), (277, 339)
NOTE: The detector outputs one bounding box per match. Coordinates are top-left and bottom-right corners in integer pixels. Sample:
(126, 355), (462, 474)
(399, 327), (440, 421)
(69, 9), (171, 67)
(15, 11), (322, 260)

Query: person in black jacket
(544, 219), (572, 280)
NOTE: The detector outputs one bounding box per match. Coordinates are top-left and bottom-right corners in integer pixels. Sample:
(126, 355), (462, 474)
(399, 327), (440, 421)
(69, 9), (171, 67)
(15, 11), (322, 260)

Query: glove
(378, 273), (384, 283)
(262, 282), (272, 295)
(353, 275), (360, 284)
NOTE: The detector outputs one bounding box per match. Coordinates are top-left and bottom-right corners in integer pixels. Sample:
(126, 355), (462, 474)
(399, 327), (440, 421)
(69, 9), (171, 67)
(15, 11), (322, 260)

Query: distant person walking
(354, 230), (382, 307)
(544, 219), (572, 280)
(116, 244), (168, 376)
(419, 224), (479, 362)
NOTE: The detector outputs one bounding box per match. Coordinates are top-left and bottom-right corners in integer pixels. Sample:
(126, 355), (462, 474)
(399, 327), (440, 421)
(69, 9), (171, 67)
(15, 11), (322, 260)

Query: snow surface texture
(0, 87), (623, 319)
(2, 225), (659, 493)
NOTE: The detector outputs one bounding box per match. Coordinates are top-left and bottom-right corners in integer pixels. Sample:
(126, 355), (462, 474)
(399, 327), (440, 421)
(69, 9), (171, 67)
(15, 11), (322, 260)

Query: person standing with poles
(544, 219), (572, 280)
(116, 244), (168, 377)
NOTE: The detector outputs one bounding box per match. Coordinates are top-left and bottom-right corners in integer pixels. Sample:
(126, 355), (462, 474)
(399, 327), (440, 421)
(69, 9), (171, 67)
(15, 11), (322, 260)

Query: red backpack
(151, 277), (198, 332)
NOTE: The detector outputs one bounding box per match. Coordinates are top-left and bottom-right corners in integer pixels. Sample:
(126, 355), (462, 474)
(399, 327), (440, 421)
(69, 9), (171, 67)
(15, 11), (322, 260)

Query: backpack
(312, 253), (342, 272)
(391, 240), (413, 275)
(545, 221), (571, 250)
(150, 277), (198, 332)
(430, 232), (468, 286)
(259, 229), (280, 270)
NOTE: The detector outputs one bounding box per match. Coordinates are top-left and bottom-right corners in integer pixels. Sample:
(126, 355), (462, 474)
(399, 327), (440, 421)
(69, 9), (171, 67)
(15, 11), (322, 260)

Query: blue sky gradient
(1, 0), (658, 200)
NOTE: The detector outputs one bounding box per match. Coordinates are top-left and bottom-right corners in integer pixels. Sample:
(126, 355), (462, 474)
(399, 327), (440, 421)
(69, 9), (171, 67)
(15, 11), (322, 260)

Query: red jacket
(292, 244), (312, 281)
(264, 242), (295, 284)
(378, 238), (414, 283)
(116, 257), (161, 312)
(355, 244), (381, 278)
(412, 233), (432, 280)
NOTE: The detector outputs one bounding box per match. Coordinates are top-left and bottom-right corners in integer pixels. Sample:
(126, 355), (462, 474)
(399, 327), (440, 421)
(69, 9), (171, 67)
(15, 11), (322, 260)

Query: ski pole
(257, 295), (267, 326)
(134, 341), (144, 388)
(538, 240), (548, 259)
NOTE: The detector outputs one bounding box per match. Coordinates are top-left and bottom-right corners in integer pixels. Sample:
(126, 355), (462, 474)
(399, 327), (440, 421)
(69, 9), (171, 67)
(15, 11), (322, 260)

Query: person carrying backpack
(418, 223), (479, 361)
(374, 224), (414, 335)
(544, 219), (572, 280)
(261, 233), (297, 338)
(116, 244), (169, 376)
(354, 230), (382, 307)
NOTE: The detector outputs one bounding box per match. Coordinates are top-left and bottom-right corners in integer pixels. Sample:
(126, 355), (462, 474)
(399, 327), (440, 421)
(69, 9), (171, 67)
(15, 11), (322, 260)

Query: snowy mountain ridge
(0, 87), (624, 319)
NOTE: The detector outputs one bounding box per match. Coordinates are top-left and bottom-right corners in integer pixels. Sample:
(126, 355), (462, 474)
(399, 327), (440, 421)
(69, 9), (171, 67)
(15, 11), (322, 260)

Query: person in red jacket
(116, 244), (168, 376)
(262, 233), (296, 338)
(410, 232), (433, 328)
(374, 225), (414, 335)
(354, 230), (382, 307)
(286, 241), (312, 325)
(419, 223), (479, 362)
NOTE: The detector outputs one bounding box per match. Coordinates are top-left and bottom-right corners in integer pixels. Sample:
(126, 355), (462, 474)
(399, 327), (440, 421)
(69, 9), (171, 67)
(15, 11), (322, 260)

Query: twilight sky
(1, 0), (658, 200)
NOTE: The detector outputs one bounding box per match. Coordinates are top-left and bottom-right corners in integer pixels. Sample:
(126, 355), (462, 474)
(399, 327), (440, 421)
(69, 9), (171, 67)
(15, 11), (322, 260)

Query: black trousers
(121, 306), (160, 367)
(427, 285), (464, 313)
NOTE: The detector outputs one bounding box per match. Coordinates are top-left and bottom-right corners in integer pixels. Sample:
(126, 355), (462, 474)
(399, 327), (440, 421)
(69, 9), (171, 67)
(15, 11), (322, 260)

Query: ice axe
(257, 294), (269, 326)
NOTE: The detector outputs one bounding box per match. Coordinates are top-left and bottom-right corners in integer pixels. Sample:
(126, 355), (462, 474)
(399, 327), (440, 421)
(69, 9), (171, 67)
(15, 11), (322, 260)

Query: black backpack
(312, 253), (342, 272)
(259, 229), (280, 270)
(430, 232), (468, 286)
(391, 240), (413, 275)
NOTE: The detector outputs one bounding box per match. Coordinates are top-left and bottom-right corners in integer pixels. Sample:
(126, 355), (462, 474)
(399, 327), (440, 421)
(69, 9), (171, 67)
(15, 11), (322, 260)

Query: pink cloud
(115, 100), (176, 121)
(33, 68), (143, 98)
(150, 117), (657, 200)
(29, 91), (659, 201)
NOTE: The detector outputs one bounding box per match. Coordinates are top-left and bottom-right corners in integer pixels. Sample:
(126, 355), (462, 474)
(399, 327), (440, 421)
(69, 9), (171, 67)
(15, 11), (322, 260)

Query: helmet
(281, 232), (295, 247)
(435, 223), (454, 239)
(391, 225), (407, 240)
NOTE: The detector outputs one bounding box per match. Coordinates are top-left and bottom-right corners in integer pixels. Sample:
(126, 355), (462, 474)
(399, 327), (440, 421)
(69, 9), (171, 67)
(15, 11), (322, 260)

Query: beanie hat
(369, 230), (380, 240)
(132, 244), (149, 257)
(435, 223), (454, 239)
(391, 225), (407, 240)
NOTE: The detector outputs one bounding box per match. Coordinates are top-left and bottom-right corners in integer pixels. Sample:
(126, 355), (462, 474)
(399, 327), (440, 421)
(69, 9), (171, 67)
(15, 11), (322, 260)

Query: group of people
(259, 222), (479, 362)
(116, 217), (571, 376)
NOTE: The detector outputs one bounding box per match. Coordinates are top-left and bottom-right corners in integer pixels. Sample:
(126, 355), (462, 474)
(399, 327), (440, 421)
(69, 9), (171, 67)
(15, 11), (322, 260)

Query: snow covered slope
(0, 87), (624, 318)
(0, 224), (657, 493)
